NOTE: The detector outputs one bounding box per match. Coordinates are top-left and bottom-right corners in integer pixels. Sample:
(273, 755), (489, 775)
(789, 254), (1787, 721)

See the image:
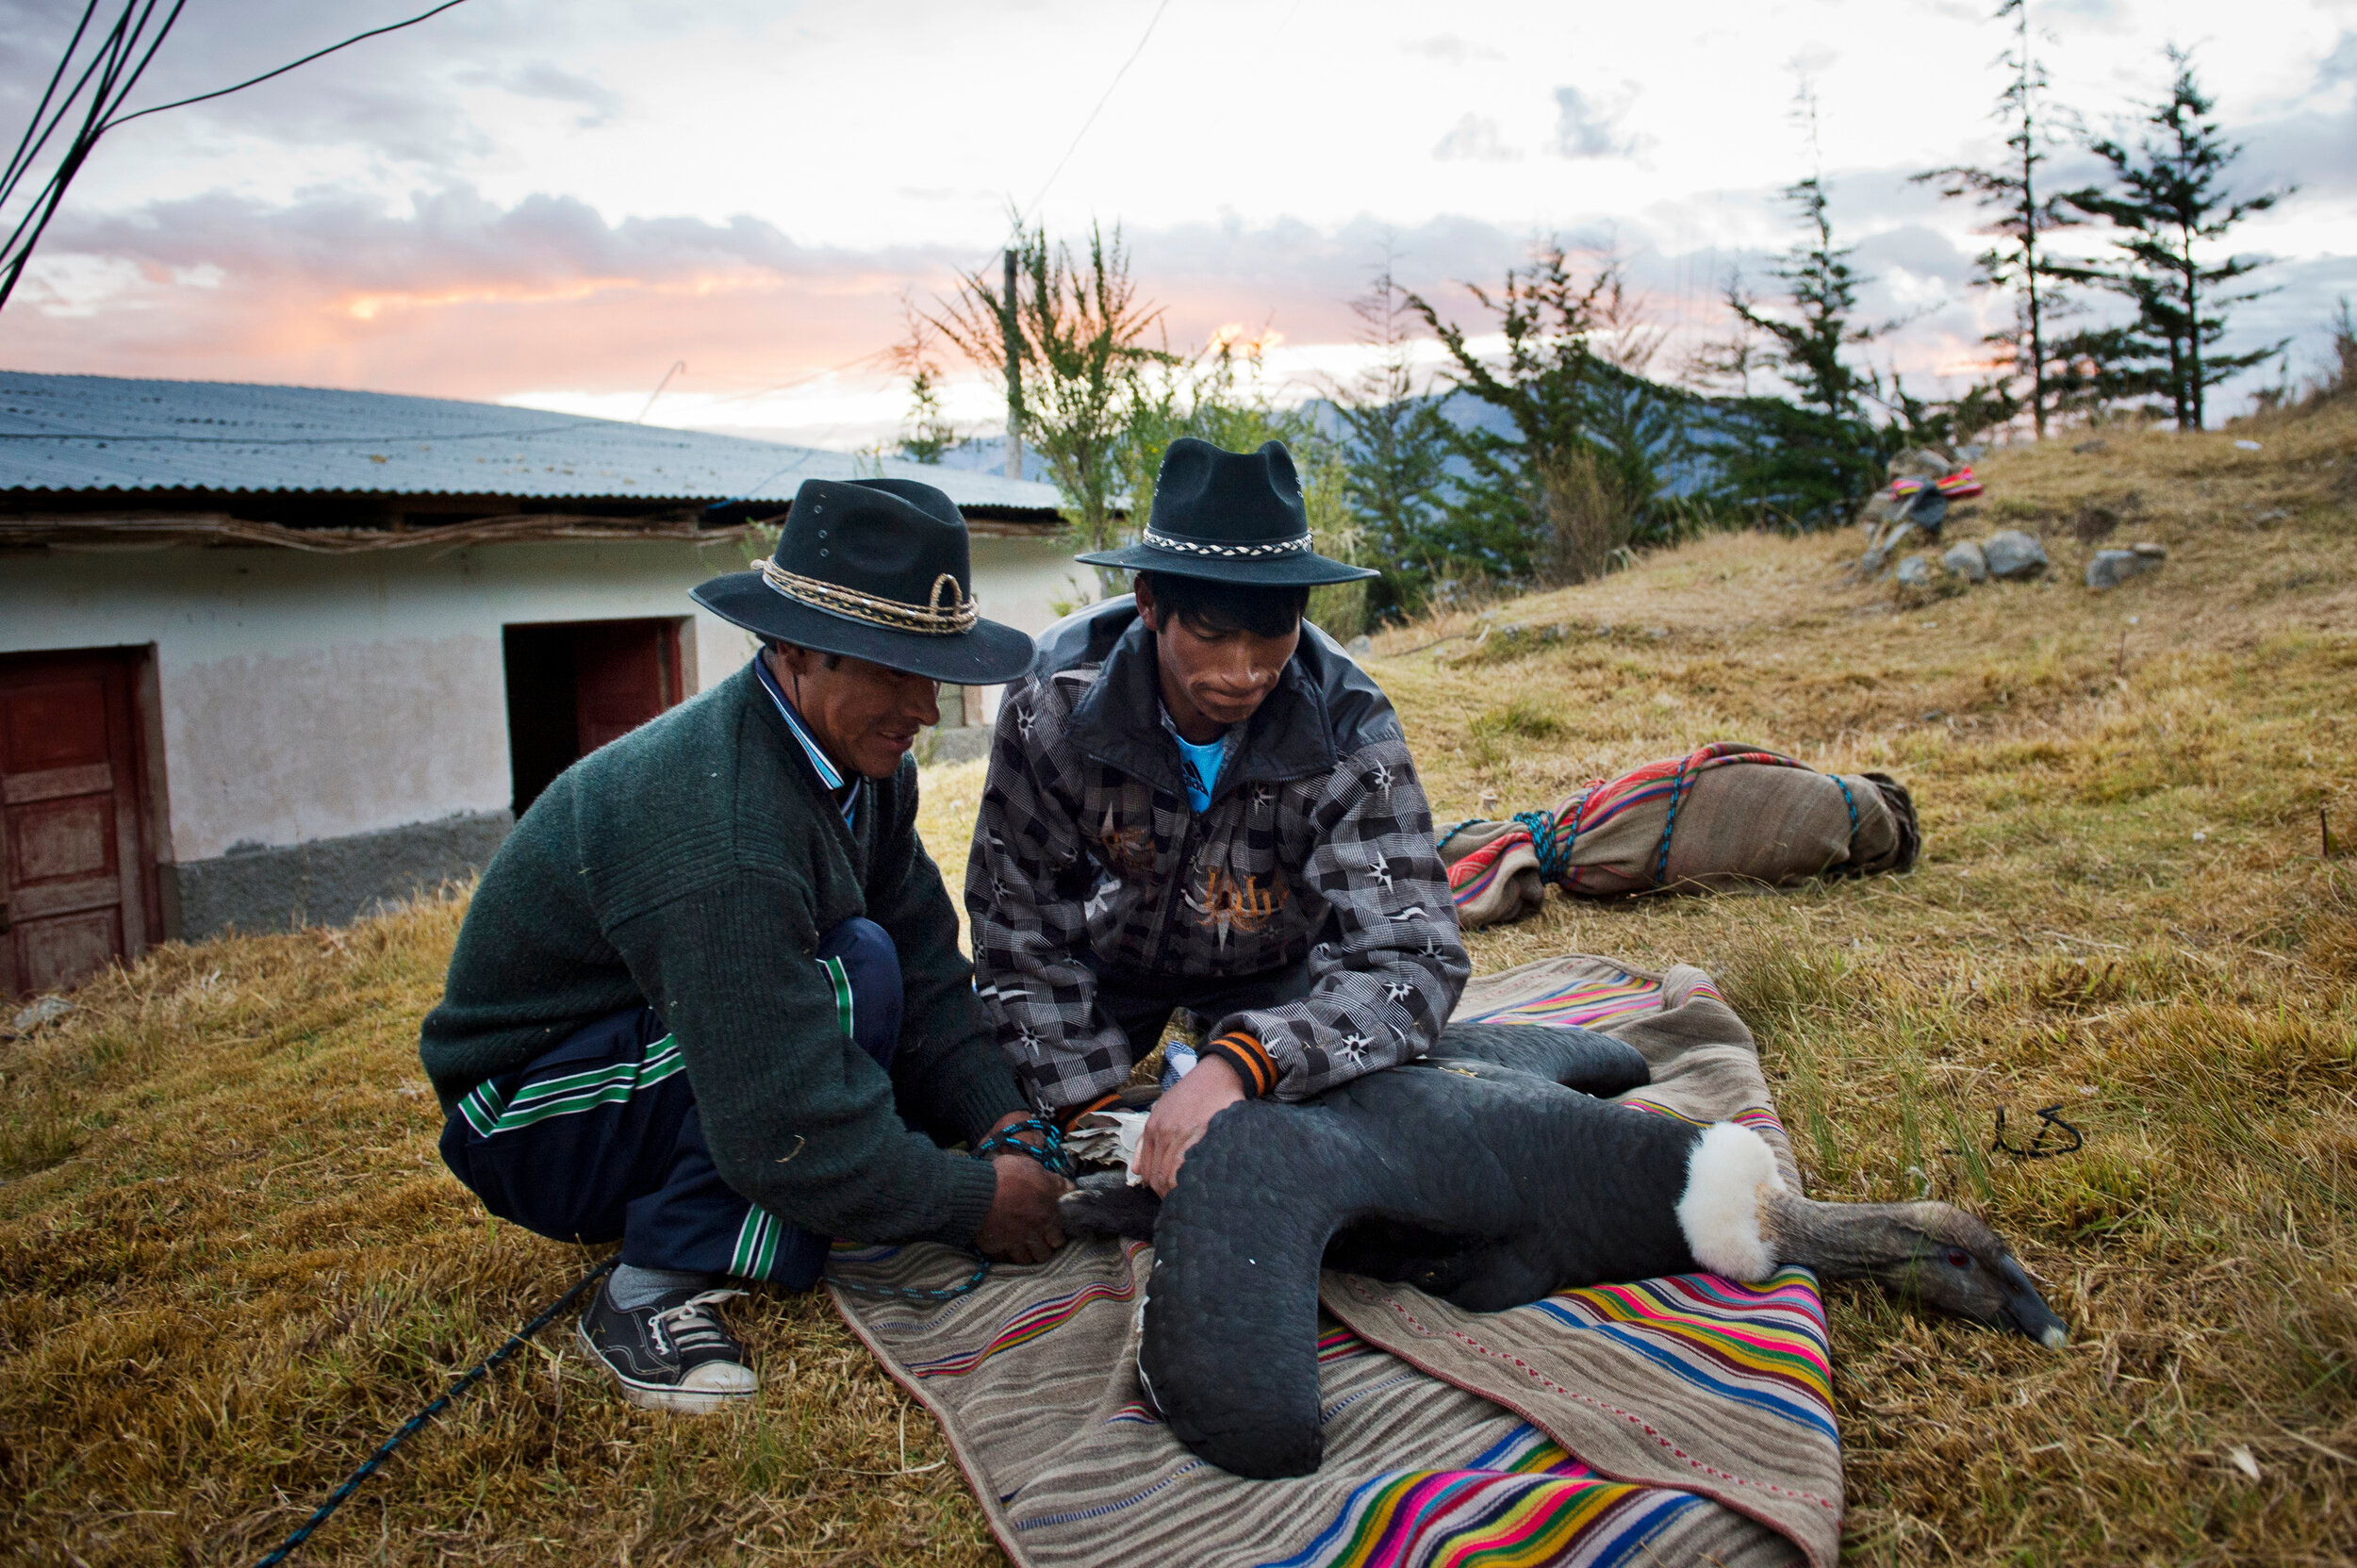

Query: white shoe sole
(578, 1322), (757, 1414)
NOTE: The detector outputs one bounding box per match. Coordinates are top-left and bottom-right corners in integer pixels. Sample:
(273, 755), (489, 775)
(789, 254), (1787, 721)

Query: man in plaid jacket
(966, 438), (1470, 1193)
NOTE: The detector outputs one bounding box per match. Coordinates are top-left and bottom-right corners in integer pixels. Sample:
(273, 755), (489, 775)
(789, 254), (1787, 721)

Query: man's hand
(976, 1110), (1069, 1263)
(1134, 1055), (1246, 1196)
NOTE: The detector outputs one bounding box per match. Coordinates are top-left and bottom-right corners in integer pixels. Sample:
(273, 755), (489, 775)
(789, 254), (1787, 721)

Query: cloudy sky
(4, 0), (2351, 446)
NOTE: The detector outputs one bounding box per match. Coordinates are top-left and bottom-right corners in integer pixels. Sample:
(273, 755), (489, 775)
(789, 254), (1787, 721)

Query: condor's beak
(1997, 1257), (2069, 1349)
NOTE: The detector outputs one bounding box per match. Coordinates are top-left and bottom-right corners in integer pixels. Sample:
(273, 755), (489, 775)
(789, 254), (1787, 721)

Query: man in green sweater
(420, 477), (1061, 1413)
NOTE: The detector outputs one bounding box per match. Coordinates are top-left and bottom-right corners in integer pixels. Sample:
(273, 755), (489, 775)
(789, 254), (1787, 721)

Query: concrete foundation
(169, 810), (513, 937)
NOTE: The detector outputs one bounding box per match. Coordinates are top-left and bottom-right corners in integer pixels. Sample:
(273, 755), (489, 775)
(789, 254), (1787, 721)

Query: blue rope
(1434, 817), (1484, 853)
(1510, 808), (1570, 885)
(253, 1121), (1078, 1560)
(829, 1254), (994, 1303)
(830, 1118), (1076, 1303)
(972, 1114), (1078, 1178)
(1822, 773), (1867, 880)
(252, 1255), (620, 1567)
(1650, 755), (1698, 887)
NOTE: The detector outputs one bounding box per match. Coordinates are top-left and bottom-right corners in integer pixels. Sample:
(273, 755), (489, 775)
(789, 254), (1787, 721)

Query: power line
(0, 0), (476, 314)
(1013, 0), (1173, 232)
(0, 1), (188, 312)
(635, 359), (686, 422)
(107, 0), (471, 128)
(967, 0), (1174, 279)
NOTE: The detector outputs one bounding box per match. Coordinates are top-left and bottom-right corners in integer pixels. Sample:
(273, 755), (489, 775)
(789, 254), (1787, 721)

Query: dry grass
(6, 403), (2353, 1564)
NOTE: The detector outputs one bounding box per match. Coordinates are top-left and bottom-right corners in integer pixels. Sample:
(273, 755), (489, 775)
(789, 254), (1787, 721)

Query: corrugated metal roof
(0, 370), (1065, 513)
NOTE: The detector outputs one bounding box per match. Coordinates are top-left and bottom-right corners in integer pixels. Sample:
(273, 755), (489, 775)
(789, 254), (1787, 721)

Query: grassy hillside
(5, 404), (2352, 1565)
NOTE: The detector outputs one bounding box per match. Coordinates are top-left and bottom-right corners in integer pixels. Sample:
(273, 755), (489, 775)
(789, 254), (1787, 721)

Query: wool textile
(830, 956), (1840, 1568)
(1438, 742), (1920, 930)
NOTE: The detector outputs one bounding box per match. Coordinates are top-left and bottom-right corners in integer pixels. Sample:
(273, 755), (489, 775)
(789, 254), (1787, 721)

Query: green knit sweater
(419, 660), (1022, 1248)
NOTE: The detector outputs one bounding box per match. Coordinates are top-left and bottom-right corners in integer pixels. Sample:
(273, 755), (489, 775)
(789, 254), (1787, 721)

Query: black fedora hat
(1075, 437), (1377, 586)
(692, 477), (1035, 684)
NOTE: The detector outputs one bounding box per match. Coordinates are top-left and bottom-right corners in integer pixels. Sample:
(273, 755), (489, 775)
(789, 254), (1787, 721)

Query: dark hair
(766, 641), (843, 670)
(1137, 571), (1308, 639)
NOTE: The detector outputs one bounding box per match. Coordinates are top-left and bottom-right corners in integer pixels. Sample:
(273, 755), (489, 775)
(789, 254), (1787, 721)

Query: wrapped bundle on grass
(1438, 741), (1920, 929)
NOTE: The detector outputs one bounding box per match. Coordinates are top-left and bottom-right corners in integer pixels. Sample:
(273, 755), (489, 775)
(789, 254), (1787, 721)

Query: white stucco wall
(2, 538), (758, 863)
(0, 530), (1075, 867)
(968, 534), (1090, 638)
(965, 533), (1088, 724)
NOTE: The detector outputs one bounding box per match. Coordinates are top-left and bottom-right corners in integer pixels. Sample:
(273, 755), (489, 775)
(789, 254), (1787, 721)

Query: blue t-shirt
(1176, 731), (1225, 814)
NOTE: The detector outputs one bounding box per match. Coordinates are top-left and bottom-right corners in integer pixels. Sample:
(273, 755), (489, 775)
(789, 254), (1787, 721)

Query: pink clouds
(0, 181), (2085, 421)
(3, 186), (957, 399)
(0, 190), (1551, 405)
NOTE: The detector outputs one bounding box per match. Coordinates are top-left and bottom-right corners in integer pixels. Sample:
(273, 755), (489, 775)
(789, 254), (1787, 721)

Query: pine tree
(2058, 48), (2291, 429)
(889, 309), (960, 464)
(1914, 0), (2080, 437)
(1728, 175), (1877, 421)
(1405, 241), (1635, 585)
(1328, 252), (1451, 617)
(1715, 169), (1888, 528)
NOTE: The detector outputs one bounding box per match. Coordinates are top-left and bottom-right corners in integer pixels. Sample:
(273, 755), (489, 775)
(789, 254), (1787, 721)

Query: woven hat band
(758, 558), (979, 635)
(1139, 526), (1315, 560)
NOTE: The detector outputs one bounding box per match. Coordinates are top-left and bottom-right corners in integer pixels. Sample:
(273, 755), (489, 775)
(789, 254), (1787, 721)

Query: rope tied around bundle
(1509, 808), (1572, 886)
(1821, 774), (1868, 880)
(1434, 817), (1483, 854)
(1649, 751), (1700, 887)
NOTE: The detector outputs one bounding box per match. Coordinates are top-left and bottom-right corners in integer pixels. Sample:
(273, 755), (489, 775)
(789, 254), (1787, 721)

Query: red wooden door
(0, 650), (158, 997)
(572, 620), (682, 755)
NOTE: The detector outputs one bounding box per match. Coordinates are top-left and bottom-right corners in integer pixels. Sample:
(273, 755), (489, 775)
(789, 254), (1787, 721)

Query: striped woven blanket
(1438, 743), (1920, 930)
(830, 957), (1841, 1568)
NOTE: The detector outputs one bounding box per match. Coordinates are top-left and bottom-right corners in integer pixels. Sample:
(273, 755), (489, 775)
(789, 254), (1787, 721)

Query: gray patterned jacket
(965, 601), (1470, 1119)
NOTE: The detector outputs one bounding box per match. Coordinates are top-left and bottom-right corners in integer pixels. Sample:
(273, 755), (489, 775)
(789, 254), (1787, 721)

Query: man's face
(1136, 579), (1299, 734)
(766, 645), (941, 780)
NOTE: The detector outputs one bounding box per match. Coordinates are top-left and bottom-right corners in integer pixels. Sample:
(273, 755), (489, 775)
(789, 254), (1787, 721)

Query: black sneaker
(577, 1281), (756, 1413)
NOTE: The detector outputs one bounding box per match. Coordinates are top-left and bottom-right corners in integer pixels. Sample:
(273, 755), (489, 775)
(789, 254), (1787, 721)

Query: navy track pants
(438, 916), (903, 1290)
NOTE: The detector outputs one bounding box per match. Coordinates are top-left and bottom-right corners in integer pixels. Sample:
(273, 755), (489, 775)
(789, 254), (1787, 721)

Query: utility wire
(2, 1), (105, 198)
(967, 0), (1174, 279)
(107, 0), (471, 128)
(1010, 0), (1172, 234)
(0, 0), (474, 314)
(0, 0), (187, 311)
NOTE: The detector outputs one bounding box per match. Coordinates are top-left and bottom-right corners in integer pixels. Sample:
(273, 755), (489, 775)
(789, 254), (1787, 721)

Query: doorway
(0, 647), (163, 997)
(503, 619), (687, 817)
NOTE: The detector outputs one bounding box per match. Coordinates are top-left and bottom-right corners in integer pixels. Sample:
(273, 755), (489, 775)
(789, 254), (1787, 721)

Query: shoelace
(647, 1288), (745, 1358)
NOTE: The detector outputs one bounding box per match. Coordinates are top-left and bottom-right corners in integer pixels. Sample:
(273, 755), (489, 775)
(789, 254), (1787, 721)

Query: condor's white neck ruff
(1674, 1122), (1787, 1281)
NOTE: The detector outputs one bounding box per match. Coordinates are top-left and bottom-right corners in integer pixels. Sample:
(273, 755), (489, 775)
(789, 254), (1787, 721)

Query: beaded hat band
(1138, 527), (1314, 560)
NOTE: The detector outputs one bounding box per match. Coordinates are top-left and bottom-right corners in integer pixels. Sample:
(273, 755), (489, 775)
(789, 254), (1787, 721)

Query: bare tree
(932, 219), (1167, 596)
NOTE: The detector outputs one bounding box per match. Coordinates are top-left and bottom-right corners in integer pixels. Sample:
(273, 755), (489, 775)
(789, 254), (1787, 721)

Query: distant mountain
(892, 369), (1771, 507)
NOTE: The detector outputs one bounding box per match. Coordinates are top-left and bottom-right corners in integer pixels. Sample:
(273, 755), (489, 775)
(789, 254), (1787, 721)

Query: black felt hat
(691, 477), (1035, 684)
(1075, 437), (1377, 586)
